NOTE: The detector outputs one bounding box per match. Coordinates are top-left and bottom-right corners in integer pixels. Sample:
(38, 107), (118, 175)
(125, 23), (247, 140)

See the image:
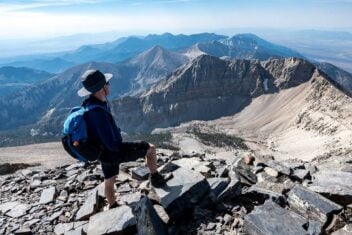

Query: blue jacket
(82, 96), (122, 162)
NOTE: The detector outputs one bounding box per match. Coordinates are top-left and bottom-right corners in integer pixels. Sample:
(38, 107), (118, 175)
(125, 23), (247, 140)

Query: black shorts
(101, 141), (149, 179)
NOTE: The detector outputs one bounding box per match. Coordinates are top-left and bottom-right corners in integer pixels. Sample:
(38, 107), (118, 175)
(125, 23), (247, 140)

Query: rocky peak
(128, 45), (187, 69)
(262, 57), (316, 88)
(112, 55), (335, 133)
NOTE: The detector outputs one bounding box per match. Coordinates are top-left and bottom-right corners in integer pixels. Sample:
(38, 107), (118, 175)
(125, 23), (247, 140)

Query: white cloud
(0, 0), (101, 12)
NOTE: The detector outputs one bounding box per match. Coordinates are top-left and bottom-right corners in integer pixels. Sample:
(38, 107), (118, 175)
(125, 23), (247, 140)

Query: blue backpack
(61, 104), (105, 163)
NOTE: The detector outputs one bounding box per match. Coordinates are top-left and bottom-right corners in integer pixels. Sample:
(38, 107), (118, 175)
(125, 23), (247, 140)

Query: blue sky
(0, 0), (351, 39)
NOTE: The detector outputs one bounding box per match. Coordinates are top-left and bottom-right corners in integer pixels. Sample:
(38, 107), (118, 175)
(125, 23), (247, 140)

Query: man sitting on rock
(77, 69), (170, 209)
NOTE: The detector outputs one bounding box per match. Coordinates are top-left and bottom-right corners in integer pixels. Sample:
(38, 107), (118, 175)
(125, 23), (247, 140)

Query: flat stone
(119, 192), (141, 208)
(264, 167), (279, 178)
(256, 181), (285, 194)
(132, 166), (150, 181)
(20, 169), (33, 177)
(332, 224), (352, 235)
(76, 190), (99, 221)
(39, 186), (56, 204)
(24, 219), (40, 227)
(14, 226), (32, 235)
(30, 180), (41, 189)
(158, 162), (179, 174)
(153, 167), (210, 219)
(288, 185), (343, 225)
(5, 203), (29, 218)
(243, 200), (307, 235)
(87, 205), (136, 235)
(116, 183), (132, 193)
(47, 210), (63, 222)
(293, 169), (311, 180)
(0, 201), (19, 214)
(54, 222), (88, 235)
(266, 160), (292, 176)
(309, 170), (352, 205)
(134, 196), (168, 235)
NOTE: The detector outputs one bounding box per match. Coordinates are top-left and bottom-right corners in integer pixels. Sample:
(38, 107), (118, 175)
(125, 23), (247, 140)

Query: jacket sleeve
(85, 108), (122, 153)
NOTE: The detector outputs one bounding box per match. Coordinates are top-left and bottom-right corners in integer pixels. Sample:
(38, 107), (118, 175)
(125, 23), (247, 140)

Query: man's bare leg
(104, 176), (116, 206)
(145, 144), (157, 174)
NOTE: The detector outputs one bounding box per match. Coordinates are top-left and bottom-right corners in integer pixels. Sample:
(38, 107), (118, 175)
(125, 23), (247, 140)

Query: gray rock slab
(87, 205), (136, 235)
(243, 200), (307, 235)
(134, 196), (167, 235)
(116, 183), (132, 193)
(39, 186), (56, 204)
(264, 167), (279, 178)
(157, 162), (179, 174)
(309, 170), (352, 205)
(288, 185), (343, 225)
(14, 226), (32, 235)
(332, 224), (352, 235)
(30, 180), (41, 189)
(76, 190), (99, 221)
(54, 222), (88, 235)
(132, 166), (150, 181)
(0, 201), (19, 214)
(5, 202), (29, 218)
(294, 169), (311, 180)
(47, 209), (63, 222)
(119, 192), (141, 208)
(307, 220), (322, 235)
(266, 160), (292, 176)
(24, 219), (40, 227)
(153, 167), (210, 219)
(256, 181), (285, 194)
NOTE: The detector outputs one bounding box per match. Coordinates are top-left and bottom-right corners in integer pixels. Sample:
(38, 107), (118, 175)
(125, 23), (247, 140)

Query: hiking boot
(149, 172), (172, 188)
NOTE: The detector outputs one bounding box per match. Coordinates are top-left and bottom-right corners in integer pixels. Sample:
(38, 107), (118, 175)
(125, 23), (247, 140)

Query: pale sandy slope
(212, 72), (352, 162)
(164, 70), (352, 163)
(0, 142), (75, 170)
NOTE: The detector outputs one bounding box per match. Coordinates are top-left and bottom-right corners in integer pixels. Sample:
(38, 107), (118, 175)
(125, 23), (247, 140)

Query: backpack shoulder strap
(84, 104), (109, 113)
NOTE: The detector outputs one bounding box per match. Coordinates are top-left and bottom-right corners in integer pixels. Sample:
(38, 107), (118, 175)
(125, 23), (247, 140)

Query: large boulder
(243, 200), (307, 235)
(153, 167), (210, 219)
(87, 205), (136, 235)
(288, 185), (343, 225)
(308, 170), (352, 205)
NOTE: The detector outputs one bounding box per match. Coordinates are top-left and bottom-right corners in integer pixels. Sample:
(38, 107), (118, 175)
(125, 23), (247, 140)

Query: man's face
(103, 82), (110, 96)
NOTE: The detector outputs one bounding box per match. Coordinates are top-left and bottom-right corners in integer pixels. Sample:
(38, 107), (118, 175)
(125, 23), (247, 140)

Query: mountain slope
(0, 66), (54, 97)
(0, 46), (189, 135)
(315, 62), (352, 95)
(111, 56), (322, 133)
(122, 45), (189, 94)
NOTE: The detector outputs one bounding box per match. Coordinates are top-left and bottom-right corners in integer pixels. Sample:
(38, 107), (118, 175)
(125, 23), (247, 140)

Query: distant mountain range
(0, 32), (351, 146)
(0, 33), (226, 73)
(0, 66), (54, 97)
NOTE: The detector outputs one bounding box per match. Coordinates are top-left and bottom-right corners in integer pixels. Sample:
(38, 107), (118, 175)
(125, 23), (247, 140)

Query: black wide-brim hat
(77, 69), (113, 97)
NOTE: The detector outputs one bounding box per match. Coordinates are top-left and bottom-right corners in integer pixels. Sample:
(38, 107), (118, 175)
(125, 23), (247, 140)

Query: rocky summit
(1, 148), (351, 235)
